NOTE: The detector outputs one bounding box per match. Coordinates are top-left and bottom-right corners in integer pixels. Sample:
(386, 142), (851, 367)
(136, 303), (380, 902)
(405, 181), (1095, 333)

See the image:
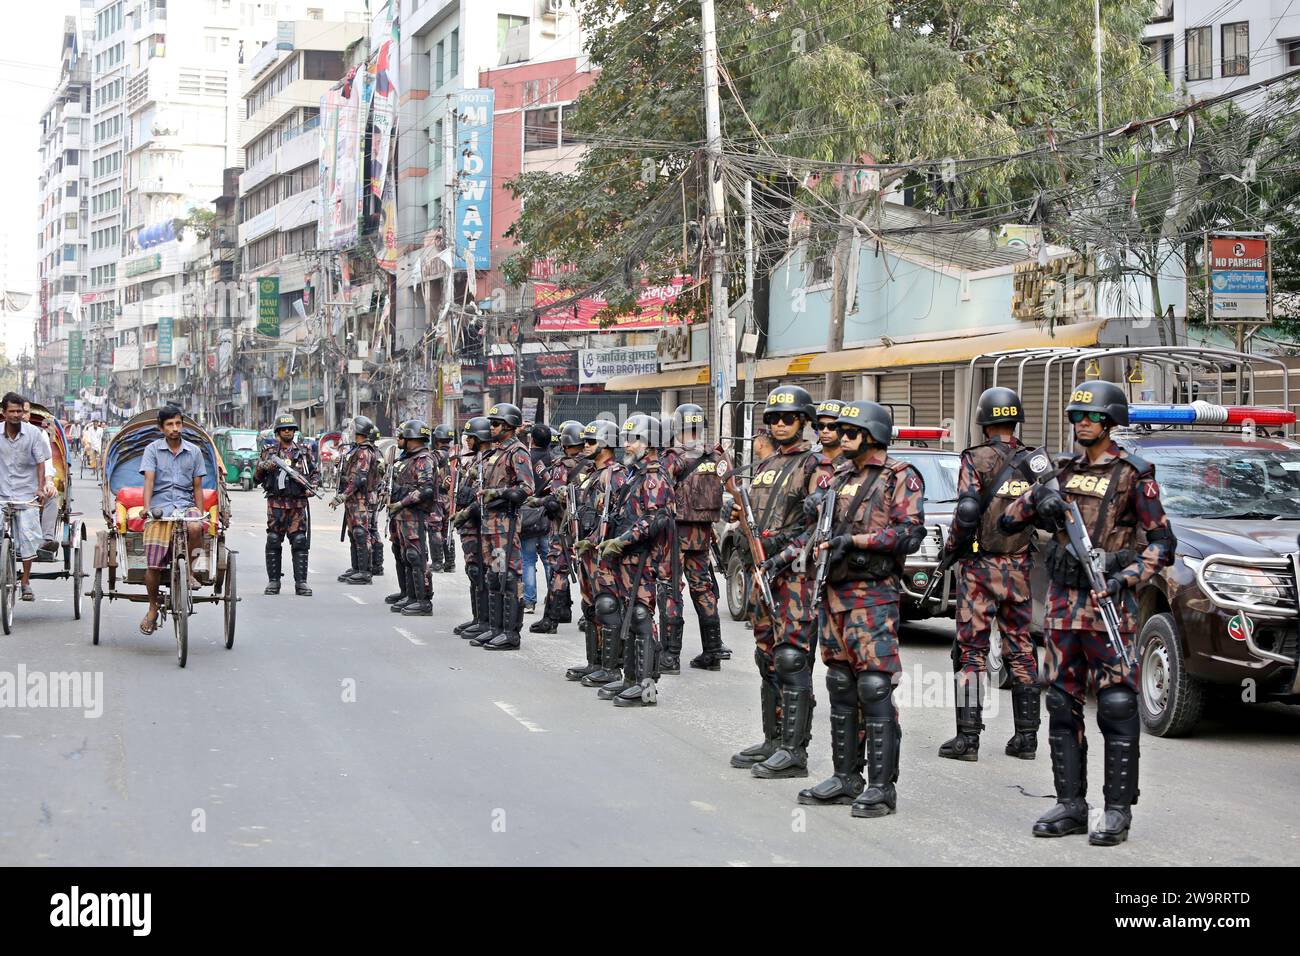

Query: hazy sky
(2, 5), (78, 360)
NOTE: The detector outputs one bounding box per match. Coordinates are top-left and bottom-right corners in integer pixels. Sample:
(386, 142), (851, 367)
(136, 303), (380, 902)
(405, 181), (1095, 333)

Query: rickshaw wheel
(72, 536), (84, 620)
(223, 552), (237, 649)
(0, 538), (14, 636)
(172, 555), (189, 668)
(92, 567), (102, 645)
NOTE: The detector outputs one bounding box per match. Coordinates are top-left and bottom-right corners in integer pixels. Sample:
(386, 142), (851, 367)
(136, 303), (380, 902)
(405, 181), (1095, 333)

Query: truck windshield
(231, 433), (258, 451)
(1141, 446), (1300, 519)
(893, 453), (961, 504)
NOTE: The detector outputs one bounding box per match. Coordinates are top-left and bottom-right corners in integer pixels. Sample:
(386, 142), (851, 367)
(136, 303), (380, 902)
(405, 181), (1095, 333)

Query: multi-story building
(236, 13), (367, 430)
(35, 10), (95, 411)
(1144, 0), (1300, 101)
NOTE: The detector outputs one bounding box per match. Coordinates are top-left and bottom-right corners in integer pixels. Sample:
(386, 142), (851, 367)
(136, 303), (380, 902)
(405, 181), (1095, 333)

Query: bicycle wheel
(223, 551), (236, 649)
(172, 554), (189, 668)
(72, 536), (84, 620)
(0, 538), (13, 636)
(92, 567), (102, 645)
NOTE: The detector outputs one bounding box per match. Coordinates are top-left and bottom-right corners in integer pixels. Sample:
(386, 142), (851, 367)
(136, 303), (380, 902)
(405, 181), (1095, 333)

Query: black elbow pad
(953, 495), (981, 534)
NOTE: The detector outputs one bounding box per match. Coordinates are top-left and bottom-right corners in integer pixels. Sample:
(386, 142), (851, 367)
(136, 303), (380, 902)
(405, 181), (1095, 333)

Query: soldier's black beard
(1078, 434), (1105, 447)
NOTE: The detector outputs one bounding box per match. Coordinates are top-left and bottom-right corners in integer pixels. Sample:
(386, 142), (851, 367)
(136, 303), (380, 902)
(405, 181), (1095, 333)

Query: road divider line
(493, 701), (547, 733)
(394, 626), (426, 646)
(346, 594), (366, 605)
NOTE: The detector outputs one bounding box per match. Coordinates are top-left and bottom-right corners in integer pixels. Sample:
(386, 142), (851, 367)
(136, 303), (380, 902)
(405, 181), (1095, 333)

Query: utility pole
(443, 92), (458, 429)
(1094, 0), (1104, 157)
(742, 177), (756, 468)
(700, 0), (733, 448)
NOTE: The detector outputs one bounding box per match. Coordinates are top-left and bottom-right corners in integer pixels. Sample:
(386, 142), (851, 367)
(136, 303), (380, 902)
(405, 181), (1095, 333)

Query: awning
(603, 320), (1107, 392)
(287, 399), (320, 411)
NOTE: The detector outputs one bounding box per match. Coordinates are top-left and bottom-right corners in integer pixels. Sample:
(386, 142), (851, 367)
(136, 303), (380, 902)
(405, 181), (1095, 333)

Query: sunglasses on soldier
(835, 425), (863, 440)
(763, 412), (801, 426)
(1068, 411), (1107, 424)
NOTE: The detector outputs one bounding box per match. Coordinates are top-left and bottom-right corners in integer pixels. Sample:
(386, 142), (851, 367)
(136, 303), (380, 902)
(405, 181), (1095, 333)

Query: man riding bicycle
(0, 392), (52, 602)
(139, 405), (209, 635)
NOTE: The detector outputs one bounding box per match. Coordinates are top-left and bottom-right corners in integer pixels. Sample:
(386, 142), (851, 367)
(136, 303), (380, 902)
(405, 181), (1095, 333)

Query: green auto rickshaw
(213, 427), (261, 491)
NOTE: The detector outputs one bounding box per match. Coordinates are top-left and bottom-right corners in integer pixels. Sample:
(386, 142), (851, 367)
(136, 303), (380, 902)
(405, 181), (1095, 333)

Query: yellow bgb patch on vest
(1063, 473), (1110, 496)
(995, 478), (1031, 498)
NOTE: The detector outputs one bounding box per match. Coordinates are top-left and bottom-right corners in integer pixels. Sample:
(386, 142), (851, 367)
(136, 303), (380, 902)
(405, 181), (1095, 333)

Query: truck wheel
(1137, 612), (1205, 737)
(726, 551), (750, 622)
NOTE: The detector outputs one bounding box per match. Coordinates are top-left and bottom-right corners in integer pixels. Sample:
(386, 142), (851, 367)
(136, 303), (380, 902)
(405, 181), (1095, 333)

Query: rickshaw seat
(115, 486), (219, 535)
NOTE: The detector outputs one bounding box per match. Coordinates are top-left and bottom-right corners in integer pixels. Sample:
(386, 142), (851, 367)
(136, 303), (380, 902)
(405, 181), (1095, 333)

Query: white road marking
(493, 701), (547, 733)
(394, 626), (426, 646)
(346, 594), (366, 605)
(689, 800), (717, 812)
(39, 598), (64, 603)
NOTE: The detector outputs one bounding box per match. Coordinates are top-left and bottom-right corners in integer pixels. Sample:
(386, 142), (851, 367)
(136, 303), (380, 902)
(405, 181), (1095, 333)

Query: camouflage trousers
(389, 509), (429, 559)
(265, 497), (309, 538)
(343, 498), (372, 555)
(482, 511), (523, 576)
(661, 548), (720, 624)
(545, 526), (572, 600)
(820, 594), (902, 675)
(751, 577), (817, 687)
(459, 528), (484, 565)
(1045, 626), (1137, 731)
(955, 554), (1037, 686)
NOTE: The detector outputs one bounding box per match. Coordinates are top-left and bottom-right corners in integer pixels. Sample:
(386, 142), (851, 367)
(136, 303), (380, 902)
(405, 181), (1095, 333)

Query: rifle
(808, 484), (837, 598)
(1022, 448), (1131, 668)
(714, 444), (776, 613)
(446, 452), (459, 538)
(918, 540), (970, 606)
(564, 481), (580, 583)
(270, 453), (324, 499)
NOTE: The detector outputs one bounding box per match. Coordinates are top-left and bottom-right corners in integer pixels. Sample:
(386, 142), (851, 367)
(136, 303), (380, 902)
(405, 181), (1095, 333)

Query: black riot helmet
(621, 414), (666, 448)
(487, 402), (523, 429)
(559, 421), (586, 448)
(763, 384), (816, 423)
(273, 413), (298, 434)
(584, 420), (620, 450)
(671, 403), (707, 440)
(816, 398), (844, 422)
(530, 422), (553, 449)
(432, 423), (454, 444)
(352, 415), (378, 441)
(975, 386), (1025, 427)
(1066, 380), (1129, 427)
(836, 400), (893, 447)
(399, 419), (432, 443)
(463, 416), (493, 445)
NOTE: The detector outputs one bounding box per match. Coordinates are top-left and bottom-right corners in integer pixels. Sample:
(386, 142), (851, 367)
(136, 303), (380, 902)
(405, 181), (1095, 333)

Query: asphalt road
(1, 476), (1298, 866)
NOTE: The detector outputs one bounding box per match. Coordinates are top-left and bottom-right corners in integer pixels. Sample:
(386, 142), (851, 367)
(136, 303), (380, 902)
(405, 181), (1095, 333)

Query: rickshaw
(213, 427), (260, 491)
(318, 431), (344, 490)
(91, 410), (238, 667)
(3, 405), (88, 634)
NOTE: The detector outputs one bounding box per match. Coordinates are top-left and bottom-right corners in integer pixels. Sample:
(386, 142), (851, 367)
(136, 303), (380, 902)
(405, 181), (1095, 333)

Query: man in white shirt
(20, 401), (59, 558)
(0, 393), (51, 599)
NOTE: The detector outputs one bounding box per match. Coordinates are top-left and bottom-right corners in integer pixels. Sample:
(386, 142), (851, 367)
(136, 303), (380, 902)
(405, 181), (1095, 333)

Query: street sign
(1207, 234), (1271, 323)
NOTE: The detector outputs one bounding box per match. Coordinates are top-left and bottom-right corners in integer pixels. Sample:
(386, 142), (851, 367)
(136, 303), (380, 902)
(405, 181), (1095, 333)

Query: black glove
(1104, 576), (1126, 599)
(1032, 484), (1066, 526)
(825, 534), (854, 566)
(543, 498), (565, 519)
(760, 551), (790, 578)
(801, 489), (826, 521)
(504, 487), (529, 508)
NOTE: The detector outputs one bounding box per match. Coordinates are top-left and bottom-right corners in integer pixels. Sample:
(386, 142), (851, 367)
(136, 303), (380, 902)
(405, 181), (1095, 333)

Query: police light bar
(1126, 402), (1295, 427)
(893, 426), (949, 440)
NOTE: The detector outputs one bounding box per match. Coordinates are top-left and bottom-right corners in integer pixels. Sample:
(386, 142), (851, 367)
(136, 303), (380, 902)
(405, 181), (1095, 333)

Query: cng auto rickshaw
(213, 427), (260, 491)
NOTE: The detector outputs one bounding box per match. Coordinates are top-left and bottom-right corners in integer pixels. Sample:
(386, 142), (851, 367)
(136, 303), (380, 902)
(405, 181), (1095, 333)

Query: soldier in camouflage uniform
(775, 402), (926, 816)
(730, 385), (832, 779)
(331, 415), (381, 585)
(428, 424), (456, 573)
(530, 421), (589, 635)
(940, 387), (1041, 762)
(1000, 381), (1174, 846)
(450, 417), (493, 637)
(385, 420), (440, 616)
(470, 403), (535, 650)
(660, 403), (727, 673)
(255, 414), (319, 596)
(592, 415), (674, 707)
(814, 398), (844, 463)
(569, 421), (626, 683)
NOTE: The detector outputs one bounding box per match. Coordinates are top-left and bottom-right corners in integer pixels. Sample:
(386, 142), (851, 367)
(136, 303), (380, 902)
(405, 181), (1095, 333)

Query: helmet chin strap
(1078, 428), (1109, 448)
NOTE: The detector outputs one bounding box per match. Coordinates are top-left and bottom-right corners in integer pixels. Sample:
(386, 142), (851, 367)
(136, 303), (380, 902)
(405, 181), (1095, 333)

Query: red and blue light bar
(893, 426), (950, 440)
(1126, 403), (1295, 427)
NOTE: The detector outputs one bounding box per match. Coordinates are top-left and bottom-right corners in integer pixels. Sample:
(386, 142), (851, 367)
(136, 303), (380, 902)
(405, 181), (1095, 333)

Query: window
(302, 50), (343, 81)
(65, 181), (78, 197)
(1222, 22), (1249, 76)
(244, 233), (278, 269)
(63, 276), (78, 292)
(205, 36), (217, 54)
(433, 119), (443, 167)
(65, 149), (79, 166)
(63, 244), (77, 262)
(498, 14), (528, 48)
(450, 29), (459, 78)
(1143, 36), (1173, 83)
(1289, 39), (1300, 68)
(282, 224), (314, 255)
(523, 106), (559, 150)
(1186, 26), (1212, 81)
(436, 40), (444, 87)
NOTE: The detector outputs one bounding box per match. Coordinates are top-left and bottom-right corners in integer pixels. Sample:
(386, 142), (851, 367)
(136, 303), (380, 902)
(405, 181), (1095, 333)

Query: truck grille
(1199, 561), (1298, 615)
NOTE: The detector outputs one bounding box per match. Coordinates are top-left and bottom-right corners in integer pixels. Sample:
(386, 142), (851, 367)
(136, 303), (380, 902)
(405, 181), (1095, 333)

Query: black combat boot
(851, 672), (899, 818)
(799, 666), (864, 805)
(1090, 686), (1140, 846)
(552, 585), (572, 623)
(291, 543), (312, 596)
(614, 605), (659, 707)
(597, 629), (635, 699)
(689, 618), (725, 670)
(264, 541), (282, 595)
(385, 553), (410, 607)
(582, 598), (624, 686)
(401, 563), (432, 616)
(752, 685), (813, 778)
(470, 574), (504, 645)
(659, 618), (684, 675)
(1034, 688), (1090, 837)
(337, 538), (358, 582)
(1006, 684), (1041, 759)
(345, 539), (372, 585)
(370, 533), (384, 577)
(391, 565), (416, 613)
(730, 681), (780, 768)
(529, 591), (560, 633)
(565, 609), (601, 681)
(443, 539), (456, 572)
(938, 677), (983, 762)
(483, 577), (522, 650)
(461, 569), (492, 639)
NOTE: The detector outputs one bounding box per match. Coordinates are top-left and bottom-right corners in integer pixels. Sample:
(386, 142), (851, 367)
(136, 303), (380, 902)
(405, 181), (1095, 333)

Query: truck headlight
(1198, 560), (1296, 611)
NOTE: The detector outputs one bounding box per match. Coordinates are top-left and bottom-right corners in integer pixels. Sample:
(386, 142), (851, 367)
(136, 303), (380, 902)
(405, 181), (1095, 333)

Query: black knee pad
(1045, 686), (1082, 731)
(824, 664), (856, 705)
(631, 603), (652, 633)
(774, 644), (808, 677)
(288, 533), (308, 554)
(856, 671), (893, 719)
(404, 547), (423, 567)
(502, 572), (519, 594)
(466, 563), (482, 585)
(593, 592), (621, 627)
(1096, 686), (1139, 737)
(350, 525), (368, 546)
(265, 532), (284, 549)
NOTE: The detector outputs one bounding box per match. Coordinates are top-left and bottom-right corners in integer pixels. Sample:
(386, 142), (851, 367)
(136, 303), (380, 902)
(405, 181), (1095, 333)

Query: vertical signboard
(157, 317), (173, 364)
(454, 88), (494, 271)
(257, 277), (281, 337)
(1207, 234), (1271, 322)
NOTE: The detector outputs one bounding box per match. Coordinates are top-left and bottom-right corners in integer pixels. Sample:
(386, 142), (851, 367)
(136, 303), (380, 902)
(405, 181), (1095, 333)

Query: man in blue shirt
(139, 405), (208, 634)
(0, 392), (51, 601)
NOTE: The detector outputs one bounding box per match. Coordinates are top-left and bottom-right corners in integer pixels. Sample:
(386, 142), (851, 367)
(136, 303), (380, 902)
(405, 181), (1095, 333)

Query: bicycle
(0, 498), (41, 635)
